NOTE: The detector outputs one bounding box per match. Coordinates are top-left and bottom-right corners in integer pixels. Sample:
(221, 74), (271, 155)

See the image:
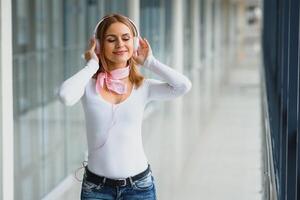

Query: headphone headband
(93, 15), (139, 38)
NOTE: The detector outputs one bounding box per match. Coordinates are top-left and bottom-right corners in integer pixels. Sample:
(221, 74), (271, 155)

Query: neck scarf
(96, 66), (130, 95)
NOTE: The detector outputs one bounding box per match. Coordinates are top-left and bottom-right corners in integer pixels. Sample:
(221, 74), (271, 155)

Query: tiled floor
(174, 61), (263, 200)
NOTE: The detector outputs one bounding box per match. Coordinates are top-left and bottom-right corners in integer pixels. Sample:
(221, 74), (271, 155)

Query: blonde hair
(89, 13), (144, 88)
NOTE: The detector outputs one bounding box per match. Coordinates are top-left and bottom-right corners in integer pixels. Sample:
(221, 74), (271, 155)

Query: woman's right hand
(84, 38), (99, 63)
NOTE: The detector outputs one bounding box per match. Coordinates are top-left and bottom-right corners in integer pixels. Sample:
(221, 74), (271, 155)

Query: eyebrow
(105, 33), (131, 38)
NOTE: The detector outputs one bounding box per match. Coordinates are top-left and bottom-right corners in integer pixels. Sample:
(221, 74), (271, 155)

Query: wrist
(143, 54), (155, 68)
(87, 59), (99, 71)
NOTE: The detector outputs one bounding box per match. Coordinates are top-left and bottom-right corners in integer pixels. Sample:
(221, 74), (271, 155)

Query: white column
(236, 0), (245, 64)
(172, 0), (183, 73)
(229, 2), (238, 67)
(213, 0), (222, 94)
(204, 0), (213, 114)
(219, 0), (228, 83)
(0, 0), (14, 199)
(191, 0), (200, 69)
(191, 0), (201, 136)
(127, 0), (140, 30)
(170, 0), (184, 186)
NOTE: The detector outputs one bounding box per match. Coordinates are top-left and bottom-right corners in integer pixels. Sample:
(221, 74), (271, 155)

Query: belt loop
(129, 176), (133, 187)
(102, 177), (106, 185)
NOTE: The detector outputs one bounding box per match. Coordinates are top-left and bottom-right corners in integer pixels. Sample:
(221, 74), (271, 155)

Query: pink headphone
(93, 15), (140, 54)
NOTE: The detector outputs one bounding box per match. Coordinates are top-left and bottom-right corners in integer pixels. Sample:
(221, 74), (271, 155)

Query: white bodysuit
(58, 55), (192, 179)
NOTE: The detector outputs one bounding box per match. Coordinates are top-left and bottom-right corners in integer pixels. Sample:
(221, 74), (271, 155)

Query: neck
(107, 62), (128, 71)
(104, 64), (130, 81)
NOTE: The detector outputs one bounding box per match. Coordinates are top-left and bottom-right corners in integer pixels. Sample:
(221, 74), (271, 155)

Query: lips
(113, 50), (128, 55)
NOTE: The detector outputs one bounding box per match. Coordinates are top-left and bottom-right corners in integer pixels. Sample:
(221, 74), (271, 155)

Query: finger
(138, 37), (147, 48)
(132, 53), (137, 60)
(88, 38), (96, 51)
(143, 38), (149, 48)
(133, 49), (138, 57)
(84, 51), (92, 61)
(144, 38), (150, 48)
(90, 38), (96, 51)
(144, 39), (152, 53)
(132, 53), (139, 62)
(88, 38), (93, 47)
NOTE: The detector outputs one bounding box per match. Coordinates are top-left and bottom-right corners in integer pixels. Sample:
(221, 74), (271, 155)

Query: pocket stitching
(82, 179), (103, 193)
(133, 174), (154, 190)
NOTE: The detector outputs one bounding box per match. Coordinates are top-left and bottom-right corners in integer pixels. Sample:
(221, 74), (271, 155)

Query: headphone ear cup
(95, 39), (100, 54)
(133, 37), (139, 51)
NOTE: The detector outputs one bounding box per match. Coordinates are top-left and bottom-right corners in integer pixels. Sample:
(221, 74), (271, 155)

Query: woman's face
(103, 22), (134, 69)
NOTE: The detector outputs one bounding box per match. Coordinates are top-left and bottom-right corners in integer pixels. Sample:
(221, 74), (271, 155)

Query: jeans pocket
(133, 172), (154, 190)
(81, 179), (102, 193)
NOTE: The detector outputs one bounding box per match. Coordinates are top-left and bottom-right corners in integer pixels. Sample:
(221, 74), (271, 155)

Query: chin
(113, 57), (130, 63)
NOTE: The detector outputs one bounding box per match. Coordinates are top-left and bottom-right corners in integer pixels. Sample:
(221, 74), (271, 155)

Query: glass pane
(0, 0), (2, 198)
(12, 0), (87, 198)
(162, 0), (173, 64)
(183, 0), (193, 73)
(140, 0), (165, 62)
(200, 0), (206, 60)
(103, 0), (129, 16)
(63, 0), (87, 175)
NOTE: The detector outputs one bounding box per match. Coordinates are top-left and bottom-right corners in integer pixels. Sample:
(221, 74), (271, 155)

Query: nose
(116, 38), (124, 48)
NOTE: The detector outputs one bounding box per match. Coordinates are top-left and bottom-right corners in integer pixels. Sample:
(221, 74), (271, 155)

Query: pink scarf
(96, 66), (130, 95)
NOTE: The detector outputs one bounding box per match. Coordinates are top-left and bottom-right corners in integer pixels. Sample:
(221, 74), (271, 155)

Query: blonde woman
(58, 13), (192, 200)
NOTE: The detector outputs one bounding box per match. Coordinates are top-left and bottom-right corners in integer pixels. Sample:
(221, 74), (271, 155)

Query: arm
(144, 55), (192, 102)
(59, 38), (99, 106)
(58, 59), (99, 106)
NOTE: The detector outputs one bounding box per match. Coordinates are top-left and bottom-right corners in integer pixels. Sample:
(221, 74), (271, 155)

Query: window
(0, 1), (2, 197)
(183, 0), (193, 73)
(140, 0), (170, 64)
(12, 0), (133, 198)
(12, 0), (88, 198)
(200, 0), (206, 60)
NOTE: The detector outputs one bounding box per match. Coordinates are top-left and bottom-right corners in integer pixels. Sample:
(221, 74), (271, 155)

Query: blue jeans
(80, 170), (157, 200)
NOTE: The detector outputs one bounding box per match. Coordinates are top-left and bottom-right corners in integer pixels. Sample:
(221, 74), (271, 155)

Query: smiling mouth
(113, 51), (128, 55)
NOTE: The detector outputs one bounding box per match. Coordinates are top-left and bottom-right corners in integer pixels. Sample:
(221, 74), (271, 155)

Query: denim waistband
(84, 164), (151, 187)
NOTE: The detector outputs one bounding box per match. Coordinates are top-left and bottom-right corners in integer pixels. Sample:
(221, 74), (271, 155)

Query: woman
(58, 13), (192, 200)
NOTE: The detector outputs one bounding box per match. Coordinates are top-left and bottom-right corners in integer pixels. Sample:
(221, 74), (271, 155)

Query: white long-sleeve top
(58, 55), (192, 178)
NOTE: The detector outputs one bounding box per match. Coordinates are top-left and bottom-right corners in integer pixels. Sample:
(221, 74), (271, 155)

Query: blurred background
(1, 0), (300, 199)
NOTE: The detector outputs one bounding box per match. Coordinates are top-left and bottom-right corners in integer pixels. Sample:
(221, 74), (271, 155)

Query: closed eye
(107, 38), (130, 43)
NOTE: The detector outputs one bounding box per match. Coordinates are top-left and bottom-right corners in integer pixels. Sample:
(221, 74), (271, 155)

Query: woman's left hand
(132, 37), (152, 65)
